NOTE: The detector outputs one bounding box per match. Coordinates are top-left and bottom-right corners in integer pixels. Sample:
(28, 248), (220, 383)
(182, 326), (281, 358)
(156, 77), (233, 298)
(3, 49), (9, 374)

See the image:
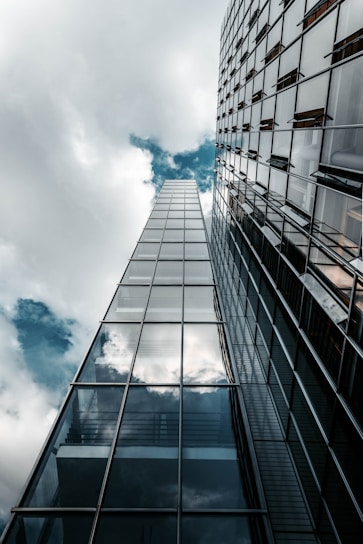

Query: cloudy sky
(0, 0), (228, 529)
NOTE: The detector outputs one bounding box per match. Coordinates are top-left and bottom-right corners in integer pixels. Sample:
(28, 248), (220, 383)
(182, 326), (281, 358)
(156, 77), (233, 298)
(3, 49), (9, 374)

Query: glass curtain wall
(1, 180), (269, 544)
(214, 0), (363, 542)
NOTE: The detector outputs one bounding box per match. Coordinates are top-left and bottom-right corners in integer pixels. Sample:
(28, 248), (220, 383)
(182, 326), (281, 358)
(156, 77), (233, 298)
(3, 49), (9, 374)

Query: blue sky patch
(12, 299), (77, 392)
(130, 135), (215, 193)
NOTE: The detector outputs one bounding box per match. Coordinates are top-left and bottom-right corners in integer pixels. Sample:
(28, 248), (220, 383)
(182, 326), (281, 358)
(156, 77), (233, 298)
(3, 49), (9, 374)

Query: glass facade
(1, 181), (270, 543)
(213, 1), (363, 542)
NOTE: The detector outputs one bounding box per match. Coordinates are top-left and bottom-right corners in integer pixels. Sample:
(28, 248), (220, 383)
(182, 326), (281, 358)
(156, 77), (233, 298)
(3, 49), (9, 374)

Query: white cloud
(0, 0), (227, 526)
(0, 315), (59, 520)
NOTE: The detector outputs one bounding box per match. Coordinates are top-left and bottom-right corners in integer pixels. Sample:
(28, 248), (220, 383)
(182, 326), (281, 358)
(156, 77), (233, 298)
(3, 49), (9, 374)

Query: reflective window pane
(184, 261), (214, 284)
(183, 324), (230, 384)
(146, 219), (166, 229)
(95, 515), (177, 544)
(166, 219), (184, 229)
(104, 387), (179, 507)
(185, 219), (204, 229)
(185, 229), (206, 242)
(23, 387), (124, 507)
(185, 243), (209, 259)
(154, 261), (183, 284)
(145, 286), (182, 321)
(106, 286), (149, 321)
(184, 287), (218, 321)
(133, 243), (159, 259)
(163, 229), (184, 242)
(132, 324), (181, 383)
(159, 243), (184, 259)
(7, 515), (94, 544)
(182, 515), (253, 544)
(140, 229), (163, 242)
(79, 324), (140, 382)
(121, 261), (155, 284)
(182, 387), (249, 508)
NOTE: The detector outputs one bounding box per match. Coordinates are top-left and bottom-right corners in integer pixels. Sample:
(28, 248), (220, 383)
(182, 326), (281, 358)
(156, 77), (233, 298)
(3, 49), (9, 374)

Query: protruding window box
(264, 42), (284, 64)
(242, 123), (251, 132)
(255, 24), (270, 45)
(240, 51), (249, 65)
(246, 68), (257, 82)
(260, 118), (277, 131)
(301, 0), (338, 30)
(276, 68), (302, 91)
(247, 149), (259, 160)
(291, 108), (332, 128)
(267, 154), (291, 171)
(238, 100), (246, 110)
(248, 9), (260, 28)
(329, 28), (363, 64)
(252, 90), (266, 103)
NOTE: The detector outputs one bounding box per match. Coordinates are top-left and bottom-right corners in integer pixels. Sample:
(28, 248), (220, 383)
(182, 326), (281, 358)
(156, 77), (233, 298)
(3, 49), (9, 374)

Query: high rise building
(1, 1), (363, 543)
(212, 0), (362, 542)
(0, 180), (273, 543)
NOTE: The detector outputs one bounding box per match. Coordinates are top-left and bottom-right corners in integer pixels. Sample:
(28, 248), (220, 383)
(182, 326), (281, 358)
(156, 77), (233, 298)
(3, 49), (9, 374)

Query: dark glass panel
(340, 343), (363, 427)
(182, 515), (254, 544)
(5, 515), (94, 544)
(132, 324), (181, 383)
(300, 293), (343, 384)
(182, 387), (249, 509)
(22, 387), (124, 507)
(79, 324), (140, 382)
(94, 514), (177, 544)
(104, 386), (179, 508)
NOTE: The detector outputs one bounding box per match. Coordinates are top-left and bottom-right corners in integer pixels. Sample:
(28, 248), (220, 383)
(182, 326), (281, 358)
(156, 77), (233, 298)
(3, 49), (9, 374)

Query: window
(264, 42), (283, 64)
(255, 23), (269, 45)
(276, 68), (300, 91)
(292, 108), (330, 128)
(302, 0), (338, 30)
(267, 155), (290, 171)
(331, 28), (363, 64)
(251, 90), (265, 103)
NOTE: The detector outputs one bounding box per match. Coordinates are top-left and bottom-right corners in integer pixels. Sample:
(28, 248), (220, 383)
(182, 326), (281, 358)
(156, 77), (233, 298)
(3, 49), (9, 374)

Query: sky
(0, 0), (228, 531)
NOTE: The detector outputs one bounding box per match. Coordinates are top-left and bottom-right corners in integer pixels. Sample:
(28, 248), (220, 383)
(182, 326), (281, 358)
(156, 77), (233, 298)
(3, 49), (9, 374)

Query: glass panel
(185, 219), (204, 229)
(133, 243), (159, 259)
(184, 261), (214, 284)
(183, 324), (230, 384)
(104, 386), (179, 507)
(325, 58), (363, 126)
(150, 211), (168, 219)
(300, 11), (336, 77)
(166, 219), (184, 229)
(94, 515), (177, 544)
(184, 286), (218, 321)
(168, 210), (184, 218)
(163, 229), (184, 242)
(145, 286), (183, 321)
(146, 219), (166, 229)
(140, 229), (163, 242)
(106, 286), (149, 321)
(132, 324), (181, 383)
(154, 261), (183, 284)
(6, 515), (94, 544)
(313, 186), (361, 258)
(182, 515), (254, 544)
(185, 211), (202, 219)
(79, 324), (140, 382)
(23, 387), (124, 507)
(296, 73), (329, 112)
(121, 261), (155, 284)
(182, 387), (249, 509)
(185, 229), (206, 242)
(185, 243), (209, 259)
(159, 243), (184, 259)
(291, 130), (322, 183)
